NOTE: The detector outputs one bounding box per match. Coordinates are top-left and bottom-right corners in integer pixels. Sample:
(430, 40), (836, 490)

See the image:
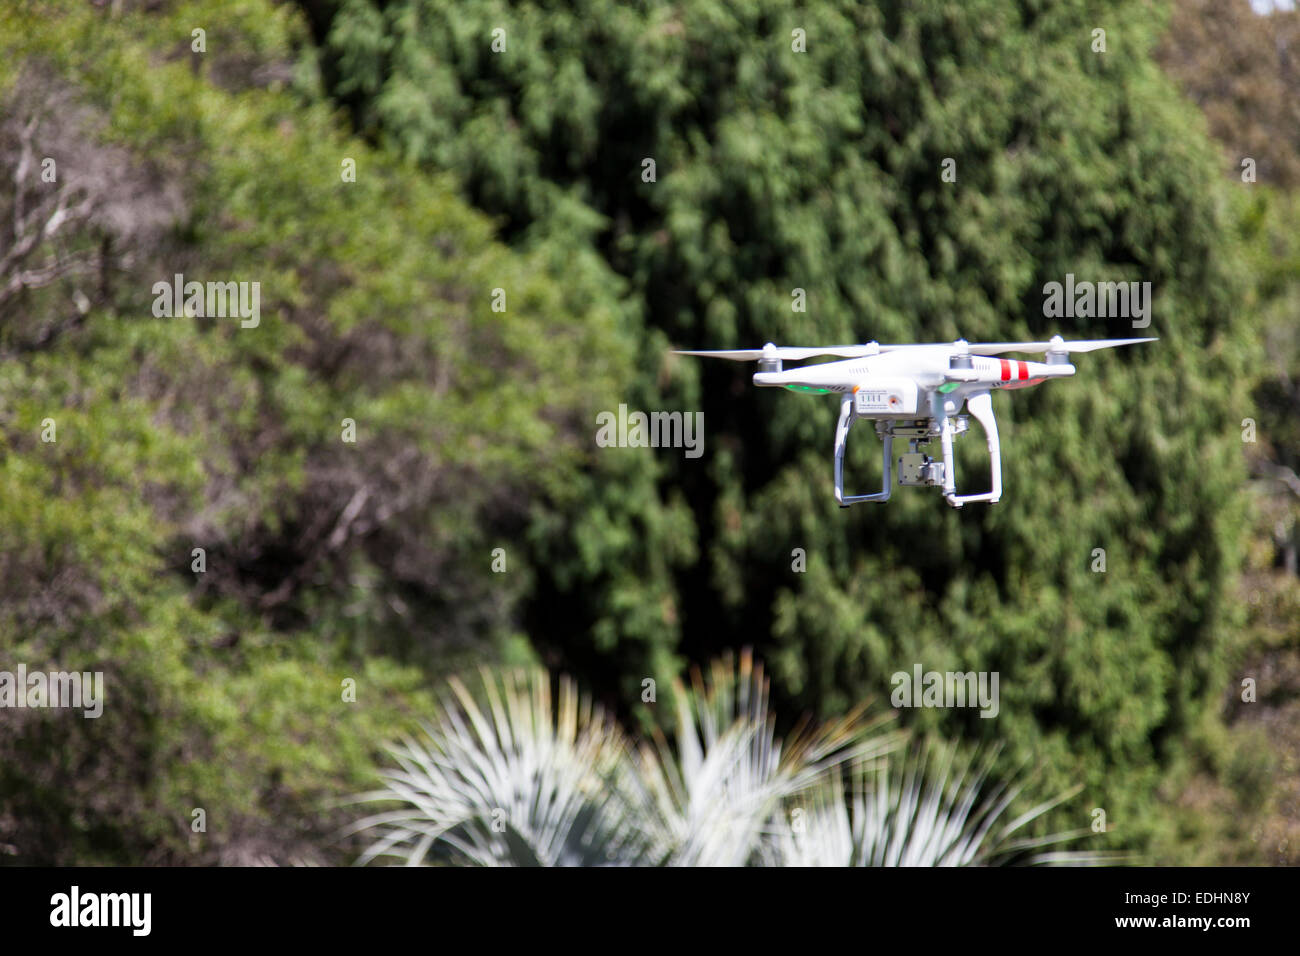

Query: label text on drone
(853, 378), (919, 415)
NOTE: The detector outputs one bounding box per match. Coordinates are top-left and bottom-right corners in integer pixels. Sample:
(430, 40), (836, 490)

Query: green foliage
(0, 0), (1282, 865)
(0, 0), (684, 863)
(309, 0), (1259, 857)
(1154, 0), (1300, 863)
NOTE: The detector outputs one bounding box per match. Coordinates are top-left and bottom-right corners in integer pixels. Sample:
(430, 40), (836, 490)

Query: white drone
(675, 336), (1156, 508)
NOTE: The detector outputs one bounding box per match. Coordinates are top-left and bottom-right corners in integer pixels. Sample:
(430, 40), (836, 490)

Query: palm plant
(348, 653), (1107, 866)
(763, 743), (1113, 866)
(346, 669), (653, 865)
(632, 653), (901, 865)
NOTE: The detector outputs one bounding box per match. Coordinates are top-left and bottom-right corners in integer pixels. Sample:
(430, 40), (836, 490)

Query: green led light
(938, 382), (961, 393)
(784, 385), (832, 394)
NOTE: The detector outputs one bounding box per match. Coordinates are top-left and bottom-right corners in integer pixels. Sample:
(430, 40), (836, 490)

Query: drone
(675, 336), (1156, 508)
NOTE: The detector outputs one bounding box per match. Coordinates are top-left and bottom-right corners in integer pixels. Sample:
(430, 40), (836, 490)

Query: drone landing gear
(942, 390), (1002, 508)
(834, 393), (891, 505)
(833, 390), (1002, 509)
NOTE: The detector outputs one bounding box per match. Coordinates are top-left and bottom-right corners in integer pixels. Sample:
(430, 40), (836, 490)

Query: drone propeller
(673, 342), (891, 361)
(673, 336), (1157, 363)
(966, 336), (1157, 355)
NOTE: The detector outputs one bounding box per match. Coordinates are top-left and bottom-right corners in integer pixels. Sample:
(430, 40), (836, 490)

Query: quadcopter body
(675, 335), (1155, 508)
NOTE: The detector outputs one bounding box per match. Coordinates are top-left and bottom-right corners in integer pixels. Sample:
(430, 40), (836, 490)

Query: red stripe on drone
(1018, 360), (1028, 381)
(999, 359), (1011, 382)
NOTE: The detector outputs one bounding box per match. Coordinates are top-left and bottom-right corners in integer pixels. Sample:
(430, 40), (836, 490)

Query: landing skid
(833, 392), (1002, 509)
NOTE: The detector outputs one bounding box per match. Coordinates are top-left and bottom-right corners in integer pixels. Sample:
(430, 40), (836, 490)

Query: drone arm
(939, 415), (958, 498)
(834, 392), (892, 505)
(944, 390), (1001, 507)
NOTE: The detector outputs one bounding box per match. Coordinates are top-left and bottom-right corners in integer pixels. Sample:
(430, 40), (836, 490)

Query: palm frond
(769, 741), (1113, 866)
(346, 668), (651, 866)
(636, 650), (902, 866)
(347, 657), (1116, 867)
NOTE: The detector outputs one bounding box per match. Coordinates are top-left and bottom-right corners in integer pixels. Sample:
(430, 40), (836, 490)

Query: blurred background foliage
(0, 0), (1295, 864)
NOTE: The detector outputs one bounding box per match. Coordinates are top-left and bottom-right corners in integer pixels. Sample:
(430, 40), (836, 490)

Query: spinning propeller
(965, 335), (1157, 355)
(673, 336), (1156, 362)
(673, 343), (887, 361)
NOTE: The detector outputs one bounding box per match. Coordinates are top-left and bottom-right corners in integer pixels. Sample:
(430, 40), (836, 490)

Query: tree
(307, 0), (1258, 856)
(0, 0), (679, 864)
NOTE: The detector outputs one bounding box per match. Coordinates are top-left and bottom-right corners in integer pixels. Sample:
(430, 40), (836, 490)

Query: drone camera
(898, 452), (944, 486)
